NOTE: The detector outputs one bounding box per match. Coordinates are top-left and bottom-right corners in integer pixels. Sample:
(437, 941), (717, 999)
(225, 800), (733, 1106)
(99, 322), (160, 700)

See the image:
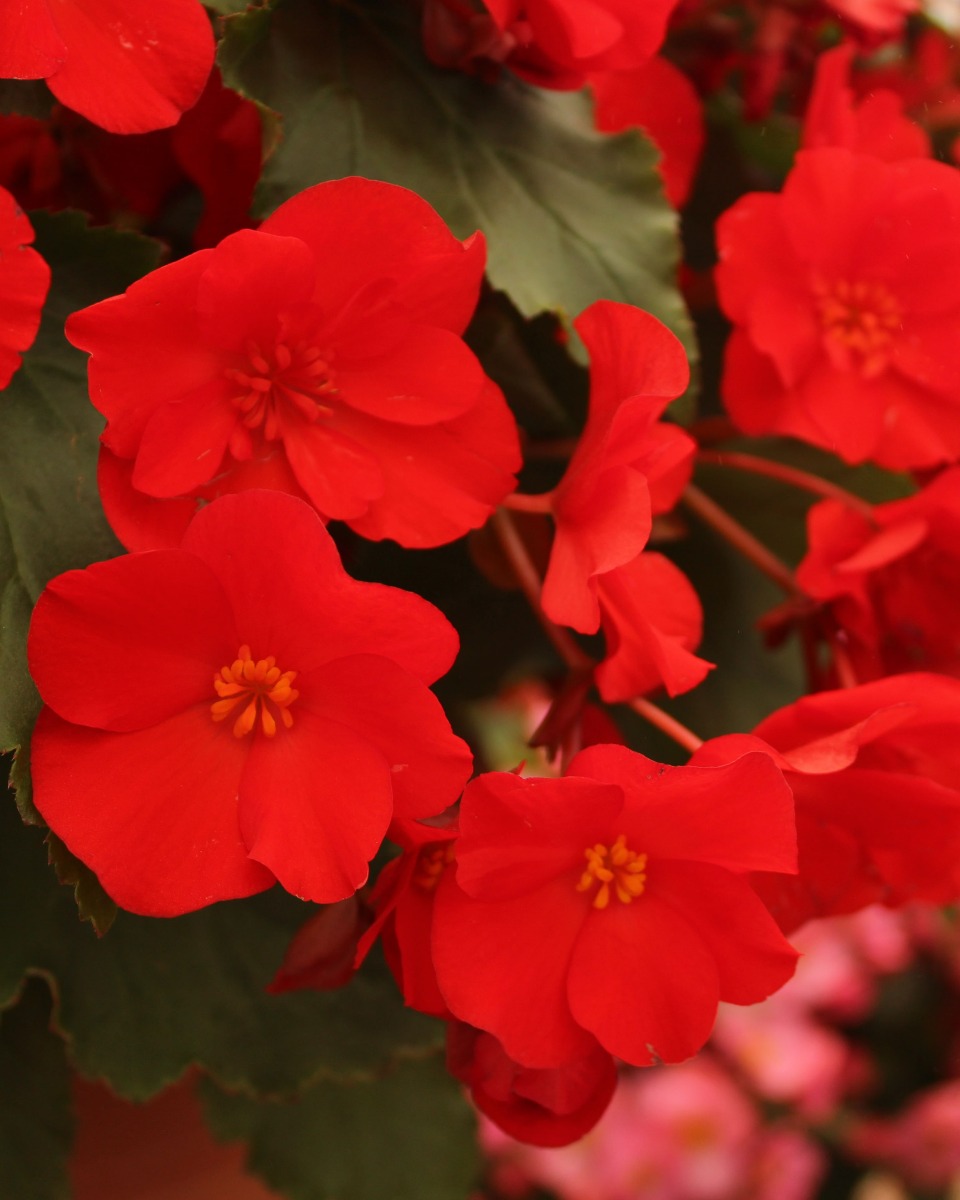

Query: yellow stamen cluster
(576, 834), (648, 910)
(211, 644), (299, 738)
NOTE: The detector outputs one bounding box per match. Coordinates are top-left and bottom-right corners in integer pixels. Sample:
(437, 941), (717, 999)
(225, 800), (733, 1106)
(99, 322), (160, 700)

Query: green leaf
(200, 1057), (479, 1200)
(218, 0), (695, 403)
(0, 212), (163, 819)
(44, 834), (117, 938)
(0, 978), (73, 1200)
(0, 789), (440, 1098)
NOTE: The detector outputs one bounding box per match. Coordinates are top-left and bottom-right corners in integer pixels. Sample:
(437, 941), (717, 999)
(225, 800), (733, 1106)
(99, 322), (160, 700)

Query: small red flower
(446, 1021), (618, 1147)
(442, 0), (683, 90)
(802, 43), (930, 162)
(354, 817), (459, 1019)
(595, 551), (713, 703)
(27, 491), (473, 916)
(66, 178), (520, 552)
(0, 187), (50, 389)
(796, 470), (960, 680)
(432, 746), (797, 1070)
(694, 675), (960, 933)
(0, 0), (214, 134)
(590, 56), (705, 208)
(540, 300), (694, 633)
(717, 147), (960, 468)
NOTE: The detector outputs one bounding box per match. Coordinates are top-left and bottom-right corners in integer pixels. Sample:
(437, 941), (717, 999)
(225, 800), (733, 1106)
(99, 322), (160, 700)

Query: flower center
(413, 842), (456, 891)
(575, 834), (648, 910)
(211, 644), (299, 738)
(224, 336), (337, 458)
(814, 278), (901, 376)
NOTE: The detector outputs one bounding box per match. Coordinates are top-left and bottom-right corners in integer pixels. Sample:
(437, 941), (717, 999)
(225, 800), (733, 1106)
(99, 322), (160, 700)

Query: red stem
(502, 491), (554, 514)
(490, 509), (706, 755)
(697, 449), (876, 520)
(490, 509), (592, 671)
(682, 483), (800, 596)
(627, 697), (703, 754)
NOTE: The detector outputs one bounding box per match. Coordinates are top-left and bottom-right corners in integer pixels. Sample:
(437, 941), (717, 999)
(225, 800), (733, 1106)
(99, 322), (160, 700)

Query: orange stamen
(813, 277), (901, 377)
(413, 843), (456, 891)
(211, 644), (299, 738)
(576, 834), (648, 909)
(224, 332), (338, 449)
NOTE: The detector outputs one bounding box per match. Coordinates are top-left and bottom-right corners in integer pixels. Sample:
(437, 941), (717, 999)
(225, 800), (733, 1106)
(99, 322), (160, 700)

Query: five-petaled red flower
(717, 147), (960, 468)
(432, 746), (798, 1070)
(66, 177), (520, 553)
(27, 490), (473, 916)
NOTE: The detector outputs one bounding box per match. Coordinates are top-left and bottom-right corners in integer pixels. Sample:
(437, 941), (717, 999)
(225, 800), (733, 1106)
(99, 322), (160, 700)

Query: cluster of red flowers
(6, 0), (960, 1164)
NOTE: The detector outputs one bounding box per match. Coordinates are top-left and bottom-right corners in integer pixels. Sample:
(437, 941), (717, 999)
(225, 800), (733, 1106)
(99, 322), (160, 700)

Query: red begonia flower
(446, 1021), (618, 1147)
(432, 747), (798, 1070)
(595, 551), (713, 703)
(693, 675), (960, 933)
(795, 471), (960, 681)
(590, 56), (704, 208)
(26, 491), (473, 916)
(354, 817), (459, 1019)
(540, 300), (693, 633)
(802, 43), (930, 162)
(66, 177), (520, 552)
(716, 147), (960, 469)
(0, 186), (50, 389)
(480, 0), (682, 90)
(0, 0), (214, 135)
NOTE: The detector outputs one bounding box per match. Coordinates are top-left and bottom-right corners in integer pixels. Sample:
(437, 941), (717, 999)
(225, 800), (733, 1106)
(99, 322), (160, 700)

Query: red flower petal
(28, 549), (237, 732)
(194, 230), (316, 351)
(31, 706), (271, 915)
(341, 379), (521, 548)
(433, 872), (596, 1069)
(567, 744), (797, 875)
(44, 0), (215, 134)
(0, 0), (66, 78)
(65, 250), (218, 457)
(132, 381), (237, 496)
(591, 56), (704, 208)
(0, 187), (50, 388)
(567, 893), (719, 1065)
(455, 771), (624, 901)
(653, 860), (798, 1004)
(595, 551), (713, 702)
(574, 300), (689, 417)
(260, 178), (486, 334)
(302, 654), (472, 822)
(277, 411), (385, 521)
(334, 323), (484, 424)
(238, 705), (394, 904)
(97, 445), (307, 553)
(179, 490), (460, 684)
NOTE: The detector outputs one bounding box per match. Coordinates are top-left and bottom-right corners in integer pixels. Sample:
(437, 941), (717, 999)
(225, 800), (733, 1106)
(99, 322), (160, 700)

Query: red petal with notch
(31, 706), (271, 915)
